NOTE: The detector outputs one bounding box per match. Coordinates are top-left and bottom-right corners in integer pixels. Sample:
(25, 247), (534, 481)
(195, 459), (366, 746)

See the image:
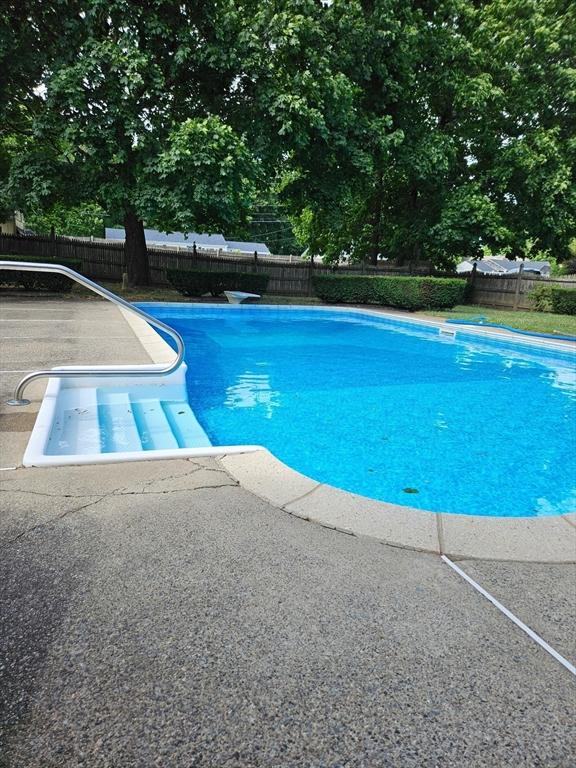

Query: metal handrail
(1, 261), (185, 405)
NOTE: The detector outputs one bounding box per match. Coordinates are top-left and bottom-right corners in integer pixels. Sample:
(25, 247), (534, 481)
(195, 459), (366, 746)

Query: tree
(469, 0), (576, 259)
(2, 0), (359, 282)
(282, 0), (575, 267)
(275, 0), (476, 266)
(4, 1), (571, 276)
(1, 1), (265, 284)
(25, 202), (105, 238)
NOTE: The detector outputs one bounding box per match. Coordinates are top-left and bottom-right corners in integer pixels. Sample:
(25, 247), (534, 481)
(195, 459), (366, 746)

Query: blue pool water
(138, 304), (576, 517)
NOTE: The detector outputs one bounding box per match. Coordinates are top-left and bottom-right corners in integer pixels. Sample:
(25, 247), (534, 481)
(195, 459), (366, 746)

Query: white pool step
(47, 389), (102, 456)
(45, 388), (212, 457)
(162, 401), (211, 448)
(98, 391), (143, 453)
(131, 399), (179, 451)
(95, 391), (211, 454)
(25, 365), (222, 465)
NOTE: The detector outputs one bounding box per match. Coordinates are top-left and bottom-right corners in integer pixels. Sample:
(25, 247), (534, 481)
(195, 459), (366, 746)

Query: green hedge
(550, 287), (576, 315)
(166, 268), (269, 297)
(312, 275), (467, 311)
(530, 284), (576, 315)
(0, 254), (82, 292)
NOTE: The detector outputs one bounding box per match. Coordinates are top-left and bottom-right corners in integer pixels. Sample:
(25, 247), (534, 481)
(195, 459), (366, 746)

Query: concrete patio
(0, 297), (574, 767)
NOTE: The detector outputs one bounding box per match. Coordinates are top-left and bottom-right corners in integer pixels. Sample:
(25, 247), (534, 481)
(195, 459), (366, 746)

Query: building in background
(0, 211), (25, 235)
(105, 228), (270, 256)
(456, 258), (551, 277)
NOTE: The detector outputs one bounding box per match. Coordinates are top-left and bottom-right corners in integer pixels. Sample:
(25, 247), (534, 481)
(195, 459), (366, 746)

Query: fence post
(513, 262), (524, 311)
(308, 255), (314, 296)
(468, 261), (477, 303)
(470, 261), (477, 282)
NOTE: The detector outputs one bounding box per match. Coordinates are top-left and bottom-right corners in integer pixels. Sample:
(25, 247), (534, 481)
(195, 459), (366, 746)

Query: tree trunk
(123, 210), (149, 286)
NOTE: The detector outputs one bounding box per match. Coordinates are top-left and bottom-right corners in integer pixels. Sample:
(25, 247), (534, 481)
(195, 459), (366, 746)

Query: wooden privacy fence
(470, 272), (576, 310)
(0, 233), (431, 295)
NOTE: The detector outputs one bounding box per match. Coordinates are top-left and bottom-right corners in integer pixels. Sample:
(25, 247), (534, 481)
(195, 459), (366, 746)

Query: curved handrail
(1, 261), (185, 405)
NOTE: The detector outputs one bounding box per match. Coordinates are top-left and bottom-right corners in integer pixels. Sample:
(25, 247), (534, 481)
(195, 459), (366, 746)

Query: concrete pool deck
(1, 296), (575, 765)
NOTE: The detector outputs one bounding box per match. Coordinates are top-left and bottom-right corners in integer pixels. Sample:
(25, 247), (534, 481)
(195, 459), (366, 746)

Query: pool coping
(217, 450), (576, 564)
(118, 304), (576, 563)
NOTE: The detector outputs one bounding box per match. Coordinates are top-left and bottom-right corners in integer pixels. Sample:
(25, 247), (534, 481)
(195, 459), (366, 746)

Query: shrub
(311, 275), (378, 304)
(166, 269), (214, 296)
(529, 284), (553, 312)
(0, 254), (82, 292)
(530, 284), (576, 315)
(549, 287), (576, 315)
(166, 268), (269, 297)
(312, 275), (467, 311)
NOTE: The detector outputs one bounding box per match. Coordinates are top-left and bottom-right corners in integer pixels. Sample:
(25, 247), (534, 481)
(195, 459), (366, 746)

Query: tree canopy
(283, 0), (575, 265)
(1, 0), (574, 280)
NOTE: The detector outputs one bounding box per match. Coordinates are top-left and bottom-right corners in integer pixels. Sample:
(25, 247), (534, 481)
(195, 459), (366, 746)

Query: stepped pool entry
(46, 368), (210, 456)
(133, 304), (576, 518)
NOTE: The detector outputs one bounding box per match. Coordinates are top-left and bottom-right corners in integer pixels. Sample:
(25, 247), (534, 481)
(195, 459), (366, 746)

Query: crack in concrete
(187, 462), (228, 474)
(110, 466), (233, 496)
(0, 488), (103, 500)
(1, 469), (235, 505)
(1, 477), (240, 545)
(282, 483), (323, 509)
(112, 481), (238, 496)
(4, 496), (105, 544)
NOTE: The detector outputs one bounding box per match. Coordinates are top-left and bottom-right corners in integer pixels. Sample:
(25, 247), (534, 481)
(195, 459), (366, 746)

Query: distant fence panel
(0, 232), (126, 281)
(471, 273), (576, 310)
(0, 233), (431, 295)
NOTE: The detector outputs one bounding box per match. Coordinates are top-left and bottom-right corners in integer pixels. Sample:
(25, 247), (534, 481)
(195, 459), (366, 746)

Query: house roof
(504, 261), (550, 273)
(105, 228), (227, 247)
(105, 229), (271, 254)
(225, 240), (271, 255)
(458, 258), (550, 274)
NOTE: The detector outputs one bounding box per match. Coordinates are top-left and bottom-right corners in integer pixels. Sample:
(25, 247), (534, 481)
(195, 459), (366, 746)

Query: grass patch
(73, 283), (195, 302)
(420, 305), (576, 336)
(70, 282), (322, 305)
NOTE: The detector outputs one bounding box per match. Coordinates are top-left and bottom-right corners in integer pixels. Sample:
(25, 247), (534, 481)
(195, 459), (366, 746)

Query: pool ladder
(0, 260), (185, 406)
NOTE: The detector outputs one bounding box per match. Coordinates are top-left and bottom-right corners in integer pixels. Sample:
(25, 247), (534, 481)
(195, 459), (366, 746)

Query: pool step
(45, 387), (211, 457)
(131, 399), (180, 451)
(26, 362), (216, 465)
(162, 401), (212, 449)
(47, 389), (101, 456)
(97, 391), (143, 453)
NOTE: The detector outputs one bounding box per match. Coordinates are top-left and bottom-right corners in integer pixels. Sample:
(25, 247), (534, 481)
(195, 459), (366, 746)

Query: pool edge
(219, 450), (576, 564)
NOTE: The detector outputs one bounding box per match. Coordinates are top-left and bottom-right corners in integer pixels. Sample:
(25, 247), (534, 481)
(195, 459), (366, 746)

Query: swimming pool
(138, 304), (576, 518)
